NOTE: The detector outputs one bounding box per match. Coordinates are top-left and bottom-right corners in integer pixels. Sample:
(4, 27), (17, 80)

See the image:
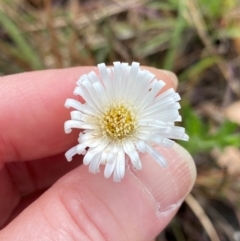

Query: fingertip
(142, 67), (179, 90)
(128, 143), (196, 215)
(60, 143), (195, 240)
(0, 144), (196, 241)
(172, 143), (197, 183)
(161, 70), (179, 88)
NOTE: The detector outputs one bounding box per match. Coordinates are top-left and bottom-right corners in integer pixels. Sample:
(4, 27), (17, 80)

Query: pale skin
(0, 67), (196, 241)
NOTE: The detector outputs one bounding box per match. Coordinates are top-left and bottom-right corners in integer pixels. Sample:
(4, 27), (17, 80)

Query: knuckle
(57, 184), (128, 241)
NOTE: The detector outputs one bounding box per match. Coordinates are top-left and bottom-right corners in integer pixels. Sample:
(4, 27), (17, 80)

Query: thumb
(0, 143), (196, 241)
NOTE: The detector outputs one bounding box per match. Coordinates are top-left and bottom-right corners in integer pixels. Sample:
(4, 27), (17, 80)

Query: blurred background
(1, 0), (240, 240)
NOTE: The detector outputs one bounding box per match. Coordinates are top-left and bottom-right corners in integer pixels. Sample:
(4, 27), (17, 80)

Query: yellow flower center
(100, 103), (137, 140)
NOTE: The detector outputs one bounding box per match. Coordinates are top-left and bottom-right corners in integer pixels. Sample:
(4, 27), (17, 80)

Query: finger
(0, 153), (83, 227)
(146, 68), (178, 89)
(5, 153), (82, 194)
(0, 168), (20, 227)
(0, 67), (177, 164)
(1, 144), (196, 241)
(0, 66), (179, 227)
(0, 67), (92, 164)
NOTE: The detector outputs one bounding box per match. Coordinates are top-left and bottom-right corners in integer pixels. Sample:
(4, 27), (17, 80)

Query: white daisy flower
(64, 62), (188, 182)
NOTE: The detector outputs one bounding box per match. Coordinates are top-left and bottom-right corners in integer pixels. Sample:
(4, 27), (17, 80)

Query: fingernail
(129, 143), (196, 213)
(161, 70), (178, 88)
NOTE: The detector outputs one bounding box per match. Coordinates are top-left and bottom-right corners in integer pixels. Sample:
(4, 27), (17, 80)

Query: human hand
(0, 67), (196, 241)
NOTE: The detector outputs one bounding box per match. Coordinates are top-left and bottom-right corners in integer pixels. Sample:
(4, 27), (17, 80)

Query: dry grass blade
(163, 1), (186, 70)
(0, 9), (43, 69)
(185, 0), (240, 97)
(0, 41), (33, 71)
(23, 0), (150, 32)
(44, 0), (63, 68)
(185, 194), (220, 241)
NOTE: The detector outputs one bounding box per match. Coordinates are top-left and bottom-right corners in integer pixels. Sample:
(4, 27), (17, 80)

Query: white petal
(142, 98), (177, 115)
(119, 63), (130, 97)
(112, 62), (130, 99)
(159, 102), (181, 112)
(141, 70), (155, 86)
(162, 138), (175, 148)
(113, 62), (122, 98)
(134, 71), (155, 103)
(173, 93), (181, 102)
(162, 131), (189, 141)
(79, 131), (102, 142)
(70, 110), (83, 121)
(160, 126), (188, 140)
(81, 80), (107, 109)
(113, 166), (121, 182)
(116, 150), (125, 179)
(148, 133), (175, 148)
(147, 134), (164, 144)
(83, 139), (110, 165)
(135, 131), (153, 140)
(89, 152), (102, 174)
(76, 74), (89, 85)
(140, 80), (166, 109)
(145, 144), (167, 167)
(128, 70), (147, 101)
(73, 86), (101, 112)
(65, 99), (82, 110)
(184, 134), (189, 141)
(123, 62), (139, 98)
(88, 71), (101, 84)
(155, 109), (179, 122)
(83, 150), (99, 165)
(123, 141), (142, 170)
(64, 120), (97, 133)
(91, 138), (110, 152)
(100, 151), (107, 164)
(76, 143), (87, 154)
(136, 140), (147, 153)
(176, 115), (182, 122)
(138, 119), (166, 128)
(104, 158), (116, 178)
(106, 152), (115, 164)
(93, 82), (108, 104)
(65, 145), (78, 161)
(98, 63), (113, 99)
(70, 111), (92, 122)
(148, 80), (166, 97)
(83, 136), (110, 149)
(155, 88), (175, 102)
(65, 99), (95, 115)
